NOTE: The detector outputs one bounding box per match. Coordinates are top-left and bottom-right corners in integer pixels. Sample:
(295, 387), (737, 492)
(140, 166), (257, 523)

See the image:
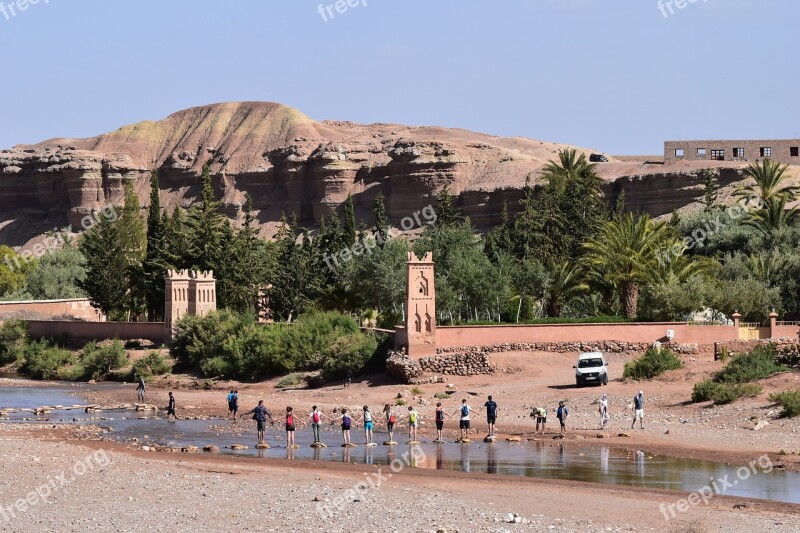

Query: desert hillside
(1, 101), (793, 247)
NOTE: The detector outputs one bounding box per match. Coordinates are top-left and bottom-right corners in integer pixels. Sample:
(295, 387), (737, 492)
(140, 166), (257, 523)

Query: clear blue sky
(1, 0), (797, 154)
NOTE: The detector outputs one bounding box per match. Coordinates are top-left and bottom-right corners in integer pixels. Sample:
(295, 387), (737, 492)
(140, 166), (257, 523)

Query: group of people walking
(135, 383), (646, 445)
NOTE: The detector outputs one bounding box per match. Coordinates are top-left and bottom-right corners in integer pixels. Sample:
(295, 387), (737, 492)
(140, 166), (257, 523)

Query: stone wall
(713, 337), (798, 360)
(665, 139), (800, 164)
(438, 341), (700, 355)
(419, 352), (495, 376)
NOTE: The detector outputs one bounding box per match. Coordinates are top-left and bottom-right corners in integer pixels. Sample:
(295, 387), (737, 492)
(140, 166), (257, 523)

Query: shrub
(79, 341), (127, 380)
(691, 380), (718, 403)
(410, 386), (424, 396)
(0, 319), (28, 365)
(171, 310), (379, 381)
(769, 390), (800, 418)
(132, 352), (172, 378)
(434, 392), (450, 400)
(18, 341), (76, 380)
(276, 373), (303, 388)
(710, 383), (762, 405)
(714, 345), (785, 384)
(623, 347), (684, 380)
(321, 333), (378, 381)
(200, 357), (232, 379)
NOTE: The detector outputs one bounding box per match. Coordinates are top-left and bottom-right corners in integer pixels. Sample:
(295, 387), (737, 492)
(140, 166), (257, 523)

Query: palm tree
(360, 309), (380, 329)
(744, 196), (798, 235)
(583, 213), (671, 319)
(735, 159), (799, 205)
(544, 261), (589, 317)
(541, 149), (601, 193)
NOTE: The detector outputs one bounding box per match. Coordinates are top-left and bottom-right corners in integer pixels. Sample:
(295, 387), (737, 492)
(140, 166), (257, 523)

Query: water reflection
(3, 386), (800, 505)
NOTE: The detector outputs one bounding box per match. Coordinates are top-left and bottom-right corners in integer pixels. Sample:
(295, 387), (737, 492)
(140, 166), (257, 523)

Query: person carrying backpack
(434, 402), (446, 442)
(484, 395), (498, 437)
(309, 405), (325, 444)
(246, 400), (273, 445)
(407, 406), (419, 442)
(362, 405), (375, 445)
(226, 390), (234, 418)
(383, 404), (397, 443)
(557, 401), (569, 434)
(453, 399), (473, 441)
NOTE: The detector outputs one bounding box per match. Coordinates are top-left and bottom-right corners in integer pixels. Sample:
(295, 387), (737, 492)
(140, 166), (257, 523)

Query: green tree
(79, 213), (127, 318)
(544, 261), (589, 317)
(142, 171), (167, 320)
(343, 193), (357, 245)
(373, 191), (390, 246)
(21, 242), (87, 300)
(187, 166), (225, 273)
(433, 185), (463, 227)
(735, 159), (798, 205)
(0, 245), (34, 297)
(703, 169), (718, 212)
(583, 213), (671, 319)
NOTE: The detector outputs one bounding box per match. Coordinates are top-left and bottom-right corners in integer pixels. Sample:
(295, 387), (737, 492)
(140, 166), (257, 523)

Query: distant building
(664, 139), (800, 165)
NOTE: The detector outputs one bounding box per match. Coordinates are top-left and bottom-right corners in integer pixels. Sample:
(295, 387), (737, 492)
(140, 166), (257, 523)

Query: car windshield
(578, 359), (604, 368)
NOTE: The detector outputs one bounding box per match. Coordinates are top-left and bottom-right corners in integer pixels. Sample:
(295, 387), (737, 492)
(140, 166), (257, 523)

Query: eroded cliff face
(0, 101), (775, 247)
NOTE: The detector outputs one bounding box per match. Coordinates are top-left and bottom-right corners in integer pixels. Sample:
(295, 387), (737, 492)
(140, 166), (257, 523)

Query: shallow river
(1, 383), (798, 504)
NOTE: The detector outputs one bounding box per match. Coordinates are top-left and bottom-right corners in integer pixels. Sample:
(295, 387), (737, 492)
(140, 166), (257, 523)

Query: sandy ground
(76, 350), (800, 471)
(0, 423), (798, 533)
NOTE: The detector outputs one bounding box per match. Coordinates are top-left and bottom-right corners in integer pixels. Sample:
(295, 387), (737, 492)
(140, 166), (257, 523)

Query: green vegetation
(276, 373), (304, 388)
(18, 341), (77, 380)
(132, 351), (172, 378)
(434, 392), (450, 400)
(623, 347), (684, 380)
(171, 310), (380, 381)
(692, 344), (785, 405)
(410, 386), (424, 396)
(0, 320), (28, 365)
(5, 149), (800, 328)
(769, 390), (800, 418)
(713, 345), (785, 384)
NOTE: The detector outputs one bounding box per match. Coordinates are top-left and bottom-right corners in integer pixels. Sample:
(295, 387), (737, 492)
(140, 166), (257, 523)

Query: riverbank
(1, 423), (799, 532)
(57, 350), (800, 472)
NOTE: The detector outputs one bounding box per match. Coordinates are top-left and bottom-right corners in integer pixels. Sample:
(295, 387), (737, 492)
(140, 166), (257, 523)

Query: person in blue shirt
(557, 401), (569, 435)
(484, 395), (498, 437)
(246, 400), (273, 444)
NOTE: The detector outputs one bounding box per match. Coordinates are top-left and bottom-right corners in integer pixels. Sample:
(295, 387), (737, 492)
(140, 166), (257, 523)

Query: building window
(760, 147), (772, 158)
(710, 149), (725, 161)
(674, 148), (685, 158)
(733, 147), (745, 159)
(696, 148), (706, 157)
(791, 147), (799, 157)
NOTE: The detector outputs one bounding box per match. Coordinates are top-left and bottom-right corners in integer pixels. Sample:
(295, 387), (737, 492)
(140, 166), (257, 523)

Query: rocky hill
(0, 101), (789, 247)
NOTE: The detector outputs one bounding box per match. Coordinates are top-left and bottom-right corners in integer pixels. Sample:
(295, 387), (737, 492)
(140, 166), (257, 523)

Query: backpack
(461, 405), (469, 417)
(410, 411), (417, 424)
(389, 413), (396, 424)
(287, 414), (294, 426)
(437, 409), (445, 422)
(312, 411), (321, 424)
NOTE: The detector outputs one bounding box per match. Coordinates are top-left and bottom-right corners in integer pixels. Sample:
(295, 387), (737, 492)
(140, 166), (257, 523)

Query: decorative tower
(405, 252), (436, 357)
(189, 270), (217, 318)
(165, 269), (191, 339)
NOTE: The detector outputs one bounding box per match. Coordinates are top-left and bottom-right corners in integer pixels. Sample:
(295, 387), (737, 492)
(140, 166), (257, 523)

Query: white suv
(573, 352), (609, 387)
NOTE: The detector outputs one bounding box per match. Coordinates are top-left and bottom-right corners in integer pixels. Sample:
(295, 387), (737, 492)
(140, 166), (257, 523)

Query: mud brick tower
(165, 269), (217, 341)
(405, 252), (436, 357)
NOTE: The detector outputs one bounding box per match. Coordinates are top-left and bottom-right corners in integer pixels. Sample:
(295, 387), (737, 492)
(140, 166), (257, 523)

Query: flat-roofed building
(664, 140), (800, 164)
